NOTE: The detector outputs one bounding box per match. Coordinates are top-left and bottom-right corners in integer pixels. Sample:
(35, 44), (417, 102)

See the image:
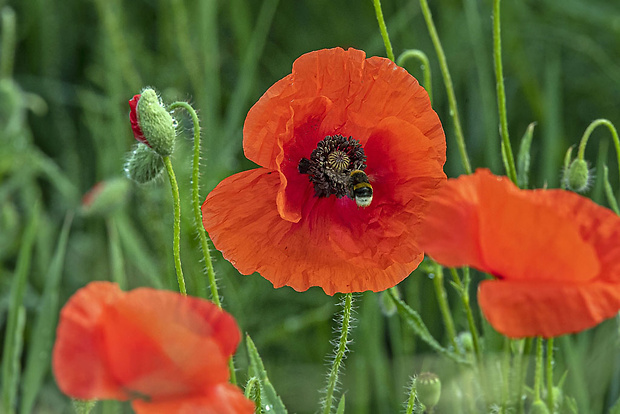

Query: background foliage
(1, 0), (620, 412)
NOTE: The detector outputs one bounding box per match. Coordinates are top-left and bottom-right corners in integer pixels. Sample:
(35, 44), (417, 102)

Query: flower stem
(546, 338), (554, 411)
(163, 156), (186, 295)
(419, 0), (472, 174)
(449, 267), (481, 360)
(169, 101), (220, 305)
(322, 293), (353, 414)
(534, 337), (543, 402)
(372, 0), (395, 61)
(405, 377), (417, 414)
(577, 119), (620, 185)
(493, 0), (518, 184)
(396, 49), (433, 103)
(431, 262), (458, 353)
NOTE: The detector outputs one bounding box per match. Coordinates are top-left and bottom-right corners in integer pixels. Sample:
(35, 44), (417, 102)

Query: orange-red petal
(243, 47), (445, 172)
(131, 384), (254, 414)
(202, 168), (424, 295)
(479, 280), (620, 338)
(53, 282), (128, 400)
(419, 169), (620, 337)
(53, 282), (240, 400)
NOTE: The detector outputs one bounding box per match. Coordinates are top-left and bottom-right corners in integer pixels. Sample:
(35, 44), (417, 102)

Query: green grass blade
(20, 212), (74, 414)
(387, 289), (470, 365)
(517, 122), (536, 189)
(336, 394), (345, 414)
(246, 334), (288, 414)
(1, 204), (39, 414)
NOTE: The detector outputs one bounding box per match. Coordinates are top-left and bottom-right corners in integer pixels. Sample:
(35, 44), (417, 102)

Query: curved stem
(372, 0), (395, 61)
(322, 293), (353, 414)
(169, 101), (220, 305)
(577, 119), (620, 187)
(397, 49), (433, 103)
(493, 0), (518, 184)
(163, 156), (186, 295)
(419, 0), (472, 174)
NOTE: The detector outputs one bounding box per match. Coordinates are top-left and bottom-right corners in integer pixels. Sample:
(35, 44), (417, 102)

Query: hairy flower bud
(129, 88), (175, 156)
(563, 158), (592, 193)
(124, 143), (164, 184)
(416, 372), (441, 410)
(528, 400), (550, 414)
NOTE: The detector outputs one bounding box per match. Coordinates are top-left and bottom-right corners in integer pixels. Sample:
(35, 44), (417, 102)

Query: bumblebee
(349, 169), (373, 208)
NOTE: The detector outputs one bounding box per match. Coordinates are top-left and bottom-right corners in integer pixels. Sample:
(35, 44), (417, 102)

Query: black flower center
(298, 135), (367, 198)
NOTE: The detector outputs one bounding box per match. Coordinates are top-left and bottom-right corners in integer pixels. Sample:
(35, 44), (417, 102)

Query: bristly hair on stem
(320, 293), (356, 414)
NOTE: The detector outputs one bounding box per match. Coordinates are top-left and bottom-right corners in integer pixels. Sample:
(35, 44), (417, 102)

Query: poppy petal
(202, 169), (422, 294)
(420, 170), (600, 282)
(53, 282), (240, 400)
(420, 169), (620, 338)
(100, 288), (236, 397)
(53, 282), (129, 400)
(244, 47), (445, 170)
(479, 280), (620, 338)
(131, 384), (255, 414)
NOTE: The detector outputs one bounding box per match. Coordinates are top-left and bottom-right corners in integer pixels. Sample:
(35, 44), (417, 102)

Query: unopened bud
(129, 88), (175, 156)
(528, 400), (550, 414)
(416, 372), (441, 409)
(124, 143), (164, 184)
(81, 178), (130, 216)
(563, 158), (592, 193)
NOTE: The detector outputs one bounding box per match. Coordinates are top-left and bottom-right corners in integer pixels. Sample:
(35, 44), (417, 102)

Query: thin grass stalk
(492, 0), (518, 184)
(418, 0), (472, 174)
(546, 338), (554, 412)
(431, 262), (458, 353)
(1, 203), (39, 414)
(0, 6), (16, 78)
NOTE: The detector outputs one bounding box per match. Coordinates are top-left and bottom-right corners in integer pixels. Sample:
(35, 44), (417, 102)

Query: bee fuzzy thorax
(349, 169), (373, 208)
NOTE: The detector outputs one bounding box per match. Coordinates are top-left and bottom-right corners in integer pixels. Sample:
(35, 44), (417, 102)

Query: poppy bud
(563, 158), (592, 193)
(379, 287), (399, 317)
(129, 88), (176, 156)
(124, 143), (164, 184)
(457, 331), (474, 354)
(415, 372), (441, 410)
(81, 178), (130, 216)
(528, 400), (550, 414)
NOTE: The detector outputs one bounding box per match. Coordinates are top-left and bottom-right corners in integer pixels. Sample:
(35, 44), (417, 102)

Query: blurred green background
(2, 0), (620, 412)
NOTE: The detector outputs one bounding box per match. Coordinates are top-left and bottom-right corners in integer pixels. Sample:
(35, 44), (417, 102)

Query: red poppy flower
(419, 169), (620, 338)
(52, 282), (254, 414)
(202, 47), (446, 295)
(129, 94), (148, 146)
